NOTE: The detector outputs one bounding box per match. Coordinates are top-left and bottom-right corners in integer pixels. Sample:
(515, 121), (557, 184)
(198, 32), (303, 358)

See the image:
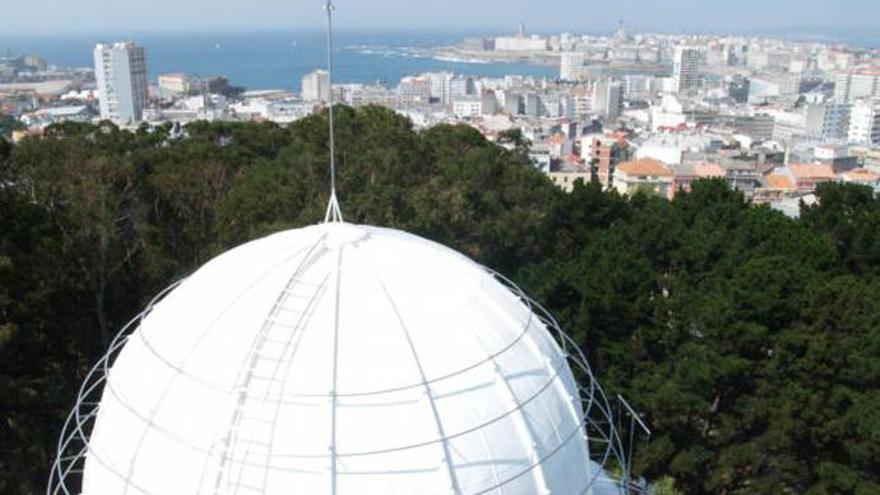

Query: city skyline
(3, 0), (880, 37)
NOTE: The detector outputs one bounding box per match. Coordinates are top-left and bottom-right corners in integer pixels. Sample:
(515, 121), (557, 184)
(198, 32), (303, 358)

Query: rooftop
(790, 163), (836, 180)
(617, 158), (673, 177)
(765, 173), (795, 190)
(842, 168), (880, 182)
(694, 162), (726, 178)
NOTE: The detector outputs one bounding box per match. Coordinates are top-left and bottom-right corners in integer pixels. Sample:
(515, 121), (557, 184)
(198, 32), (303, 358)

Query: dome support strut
(323, 0), (343, 224)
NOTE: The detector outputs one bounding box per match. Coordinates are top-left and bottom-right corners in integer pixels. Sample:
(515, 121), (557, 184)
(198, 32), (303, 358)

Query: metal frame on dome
(48, 257), (647, 495)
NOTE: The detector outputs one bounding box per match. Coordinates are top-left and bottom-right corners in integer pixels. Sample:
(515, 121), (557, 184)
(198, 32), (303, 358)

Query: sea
(0, 31), (558, 91)
(1, 29), (877, 92)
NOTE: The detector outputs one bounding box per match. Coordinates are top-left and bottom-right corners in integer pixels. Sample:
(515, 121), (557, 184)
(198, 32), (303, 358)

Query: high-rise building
(450, 76), (476, 99)
(623, 75), (657, 102)
(302, 69), (331, 103)
(93, 42), (148, 123)
(834, 70), (880, 102)
(805, 102), (852, 140)
(589, 133), (633, 188)
(704, 43), (729, 67)
(480, 90), (498, 115)
(593, 79), (623, 120)
(560, 52), (586, 81)
(614, 21), (628, 44)
(502, 91), (522, 115)
(672, 46), (704, 94)
(572, 88), (593, 117)
(397, 76), (432, 106)
(727, 75), (751, 103)
(425, 71), (453, 105)
(848, 99), (880, 146)
(539, 93), (572, 119)
(524, 93), (543, 117)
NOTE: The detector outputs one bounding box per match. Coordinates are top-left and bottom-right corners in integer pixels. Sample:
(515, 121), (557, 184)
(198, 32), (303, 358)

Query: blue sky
(3, 0), (880, 36)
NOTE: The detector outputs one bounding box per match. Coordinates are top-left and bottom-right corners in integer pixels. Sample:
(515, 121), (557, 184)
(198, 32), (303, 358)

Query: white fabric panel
(83, 223), (606, 495)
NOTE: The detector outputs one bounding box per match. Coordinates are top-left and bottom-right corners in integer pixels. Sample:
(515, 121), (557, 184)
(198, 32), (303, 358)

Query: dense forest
(1, 106), (878, 494)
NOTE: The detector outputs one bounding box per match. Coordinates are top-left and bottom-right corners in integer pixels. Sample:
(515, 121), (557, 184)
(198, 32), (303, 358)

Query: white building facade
(93, 42), (148, 123)
(592, 79), (623, 120)
(426, 71), (454, 105)
(805, 102), (852, 140)
(848, 99), (880, 145)
(834, 70), (880, 102)
(452, 97), (482, 118)
(672, 46), (704, 94)
(495, 36), (548, 51)
(302, 70), (331, 103)
(158, 73), (189, 95)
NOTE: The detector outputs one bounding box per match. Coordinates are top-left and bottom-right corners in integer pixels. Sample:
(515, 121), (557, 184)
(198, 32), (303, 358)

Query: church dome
(52, 223), (623, 494)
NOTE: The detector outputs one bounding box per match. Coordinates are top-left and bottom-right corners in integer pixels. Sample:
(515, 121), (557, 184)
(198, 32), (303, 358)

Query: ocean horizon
(0, 31), (559, 92)
(1, 28), (877, 92)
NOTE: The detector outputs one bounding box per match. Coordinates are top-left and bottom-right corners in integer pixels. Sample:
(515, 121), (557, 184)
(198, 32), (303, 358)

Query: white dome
(68, 223), (619, 494)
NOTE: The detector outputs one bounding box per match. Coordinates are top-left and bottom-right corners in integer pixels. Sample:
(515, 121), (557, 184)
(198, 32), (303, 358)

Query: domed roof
(55, 223), (623, 495)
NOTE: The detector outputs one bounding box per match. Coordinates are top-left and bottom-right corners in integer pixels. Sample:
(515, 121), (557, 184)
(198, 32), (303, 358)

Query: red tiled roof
(617, 158), (673, 177)
(694, 163), (725, 178)
(842, 168), (880, 182)
(766, 174), (795, 190)
(790, 163), (836, 180)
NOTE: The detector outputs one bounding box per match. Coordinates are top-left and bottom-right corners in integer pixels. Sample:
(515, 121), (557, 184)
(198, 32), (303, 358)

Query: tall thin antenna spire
(323, 0), (344, 223)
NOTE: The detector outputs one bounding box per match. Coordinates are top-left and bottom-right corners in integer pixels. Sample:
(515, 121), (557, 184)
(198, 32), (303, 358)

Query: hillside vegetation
(1, 106), (879, 494)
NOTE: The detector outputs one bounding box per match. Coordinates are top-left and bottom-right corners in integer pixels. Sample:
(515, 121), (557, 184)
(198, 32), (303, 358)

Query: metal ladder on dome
(226, 272), (329, 494)
(212, 242), (331, 495)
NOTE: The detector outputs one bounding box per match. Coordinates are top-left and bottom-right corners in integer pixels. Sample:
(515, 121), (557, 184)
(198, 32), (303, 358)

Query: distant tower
(593, 78), (623, 120)
(673, 46), (705, 94)
(302, 69), (331, 103)
(93, 42), (148, 123)
(848, 98), (880, 146)
(614, 19), (628, 43)
(517, 21), (526, 37)
(200, 77), (212, 120)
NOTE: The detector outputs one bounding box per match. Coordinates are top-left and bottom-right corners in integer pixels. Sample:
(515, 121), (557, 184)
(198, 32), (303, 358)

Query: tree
(0, 136), (10, 163)
(0, 113), (24, 139)
(3, 108), (880, 495)
(12, 123), (148, 346)
(208, 76), (246, 99)
(496, 127), (532, 161)
(801, 182), (880, 276)
(0, 186), (86, 493)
